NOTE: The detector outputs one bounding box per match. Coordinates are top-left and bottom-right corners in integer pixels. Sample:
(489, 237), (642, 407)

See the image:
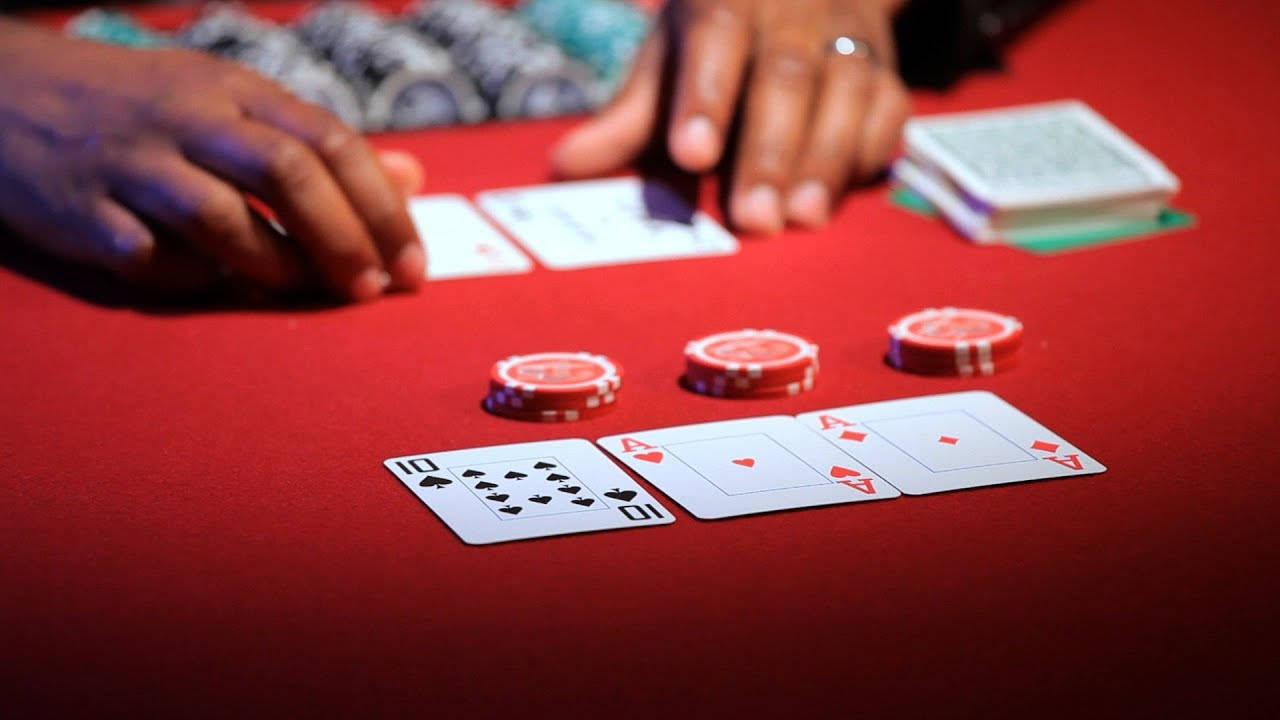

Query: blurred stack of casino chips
(65, 0), (652, 131)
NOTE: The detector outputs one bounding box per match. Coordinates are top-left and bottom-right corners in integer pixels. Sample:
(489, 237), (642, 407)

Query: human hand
(0, 20), (424, 299)
(552, 0), (910, 233)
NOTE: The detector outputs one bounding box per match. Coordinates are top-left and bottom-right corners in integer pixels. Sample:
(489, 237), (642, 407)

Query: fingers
(180, 117), (391, 301)
(238, 92), (425, 293)
(377, 150), (426, 197)
(87, 198), (222, 291)
(666, 0), (751, 171)
(105, 148), (305, 289)
(729, 1), (825, 234)
(783, 49), (878, 227)
(550, 18), (667, 178)
(851, 73), (911, 183)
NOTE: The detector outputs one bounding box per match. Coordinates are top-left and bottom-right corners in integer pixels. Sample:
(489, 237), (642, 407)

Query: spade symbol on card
(499, 505), (522, 515)
(485, 493), (510, 502)
(462, 469), (485, 478)
(546, 473), (569, 482)
(418, 476), (453, 489)
(557, 485), (581, 495)
(534, 461), (557, 470)
(571, 498), (595, 507)
(505, 471), (528, 480)
(474, 480), (498, 490)
(604, 488), (637, 502)
(529, 494), (552, 504)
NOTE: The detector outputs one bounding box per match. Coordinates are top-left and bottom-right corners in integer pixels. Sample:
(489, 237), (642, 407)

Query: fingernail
(786, 181), (830, 227)
(350, 267), (390, 301)
(392, 242), (426, 289)
(673, 115), (719, 170)
(108, 229), (149, 259)
(733, 185), (783, 234)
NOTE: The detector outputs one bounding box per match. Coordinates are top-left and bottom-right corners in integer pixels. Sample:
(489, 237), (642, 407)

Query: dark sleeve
(893, 0), (1069, 89)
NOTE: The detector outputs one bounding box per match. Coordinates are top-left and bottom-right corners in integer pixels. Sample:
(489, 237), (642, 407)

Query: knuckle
(316, 121), (362, 163)
(690, 1), (748, 31)
(759, 44), (820, 89)
(262, 138), (317, 193)
(188, 189), (246, 245)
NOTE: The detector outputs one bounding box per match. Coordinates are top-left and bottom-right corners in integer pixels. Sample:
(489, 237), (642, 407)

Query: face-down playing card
(598, 416), (900, 519)
(385, 439), (673, 544)
(795, 391), (1106, 495)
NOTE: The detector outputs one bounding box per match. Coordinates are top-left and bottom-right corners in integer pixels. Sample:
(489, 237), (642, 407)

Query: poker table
(4, 0), (1279, 715)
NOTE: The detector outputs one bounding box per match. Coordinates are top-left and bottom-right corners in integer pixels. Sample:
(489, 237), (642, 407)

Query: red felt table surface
(4, 0), (1280, 716)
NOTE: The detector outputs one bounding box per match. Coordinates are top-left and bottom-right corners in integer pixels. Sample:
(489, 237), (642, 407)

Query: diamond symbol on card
(1031, 440), (1060, 453)
(938, 435), (959, 445)
(839, 430), (868, 442)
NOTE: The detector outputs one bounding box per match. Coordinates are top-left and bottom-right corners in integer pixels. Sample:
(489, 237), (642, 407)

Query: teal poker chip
(515, 0), (650, 89)
(66, 8), (169, 48)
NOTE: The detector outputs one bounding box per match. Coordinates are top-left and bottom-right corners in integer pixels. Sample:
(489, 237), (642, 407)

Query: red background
(4, 0), (1280, 716)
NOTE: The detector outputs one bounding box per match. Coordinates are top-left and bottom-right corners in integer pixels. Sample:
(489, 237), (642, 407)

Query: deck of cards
(892, 100), (1180, 245)
(386, 392), (1106, 544)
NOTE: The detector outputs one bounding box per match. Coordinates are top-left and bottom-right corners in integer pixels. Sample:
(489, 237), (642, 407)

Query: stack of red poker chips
(683, 329), (819, 398)
(886, 307), (1023, 376)
(484, 351), (623, 422)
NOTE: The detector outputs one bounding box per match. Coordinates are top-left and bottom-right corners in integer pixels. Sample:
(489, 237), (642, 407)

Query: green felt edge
(887, 187), (1197, 254)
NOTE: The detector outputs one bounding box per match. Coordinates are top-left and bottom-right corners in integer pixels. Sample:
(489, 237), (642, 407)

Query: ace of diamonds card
(795, 391), (1106, 495)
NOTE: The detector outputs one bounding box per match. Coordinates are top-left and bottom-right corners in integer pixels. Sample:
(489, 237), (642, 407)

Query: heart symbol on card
(829, 465), (861, 479)
(557, 485), (581, 495)
(731, 458), (755, 468)
(572, 498), (595, 507)
(634, 451), (663, 464)
(604, 488), (637, 502)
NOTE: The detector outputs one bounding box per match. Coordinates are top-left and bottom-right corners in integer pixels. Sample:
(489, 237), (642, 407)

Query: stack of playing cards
(893, 100), (1180, 245)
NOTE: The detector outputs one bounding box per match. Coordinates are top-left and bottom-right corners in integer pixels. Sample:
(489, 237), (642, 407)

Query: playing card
(475, 177), (739, 270)
(407, 194), (533, 280)
(385, 439), (673, 544)
(598, 416), (900, 519)
(795, 391), (1106, 495)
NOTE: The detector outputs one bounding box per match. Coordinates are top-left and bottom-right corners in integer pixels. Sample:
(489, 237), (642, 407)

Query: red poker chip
(685, 329), (819, 378)
(683, 371), (817, 398)
(887, 307), (1023, 356)
(487, 387), (618, 411)
(683, 362), (817, 393)
(489, 351), (623, 399)
(483, 394), (616, 422)
(886, 352), (1021, 377)
(887, 341), (1020, 371)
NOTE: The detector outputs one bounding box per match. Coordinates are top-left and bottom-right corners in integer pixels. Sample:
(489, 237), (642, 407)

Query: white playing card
(407, 194), (533, 280)
(597, 416), (900, 519)
(475, 177), (739, 270)
(795, 391), (1106, 495)
(385, 439), (673, 544)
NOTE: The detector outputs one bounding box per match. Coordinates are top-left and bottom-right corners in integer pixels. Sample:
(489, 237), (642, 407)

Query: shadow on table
(0, 237), (346, 315)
